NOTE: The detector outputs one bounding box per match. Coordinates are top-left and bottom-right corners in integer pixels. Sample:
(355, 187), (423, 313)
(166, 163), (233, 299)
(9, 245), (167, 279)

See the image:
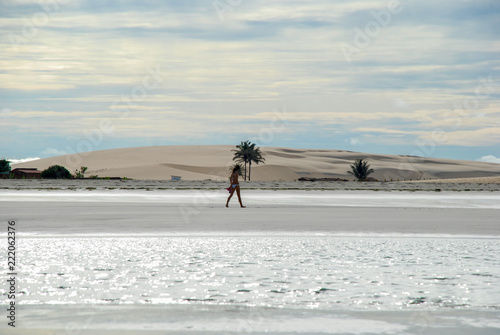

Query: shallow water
(9, 235), (499, 311)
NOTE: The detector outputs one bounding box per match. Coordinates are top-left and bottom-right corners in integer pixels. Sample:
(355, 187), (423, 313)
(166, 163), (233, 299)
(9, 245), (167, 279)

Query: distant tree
(232, 141), (265, 181)
(0, 159), (11, 173)
(347, 159), (374, 181)
(74, 166), (88, 179)
(232, 141), (251, 180)
(247, 146), (265, 181)
(41, 165), (72, 179)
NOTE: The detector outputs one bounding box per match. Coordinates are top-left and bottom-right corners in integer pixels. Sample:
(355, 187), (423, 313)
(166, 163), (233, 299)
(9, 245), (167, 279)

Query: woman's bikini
(231, 173), (239, 189)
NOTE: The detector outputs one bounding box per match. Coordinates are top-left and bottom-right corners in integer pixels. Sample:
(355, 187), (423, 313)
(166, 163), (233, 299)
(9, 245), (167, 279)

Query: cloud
(0, 0), (499, 161)
(0, 108), (13, 117)
(477, 155), (500, 164)
(392, 99), (408, 108)
(346, 137), (361, 145)
(425, 127), (500, 147)
(8, 157), (40, 165)
(41, 148), (68, 157)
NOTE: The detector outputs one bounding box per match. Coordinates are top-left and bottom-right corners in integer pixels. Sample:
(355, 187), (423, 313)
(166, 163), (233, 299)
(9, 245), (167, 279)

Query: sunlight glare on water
(9, 236), (500, 311)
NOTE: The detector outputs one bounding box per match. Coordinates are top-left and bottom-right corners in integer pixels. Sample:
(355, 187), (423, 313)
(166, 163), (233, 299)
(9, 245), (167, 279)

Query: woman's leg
(235, 186), (245, 208)
(226, 188), (235, 207)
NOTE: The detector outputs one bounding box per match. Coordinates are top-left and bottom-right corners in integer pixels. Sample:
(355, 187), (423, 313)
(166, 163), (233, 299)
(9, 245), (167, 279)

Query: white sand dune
(12, 145), (500, 181)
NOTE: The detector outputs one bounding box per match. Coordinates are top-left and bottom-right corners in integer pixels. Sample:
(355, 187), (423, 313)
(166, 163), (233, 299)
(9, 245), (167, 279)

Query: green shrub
(41, 165), (72, 179)
(74, 166), (88, 179)
(0, 159), (11, 173)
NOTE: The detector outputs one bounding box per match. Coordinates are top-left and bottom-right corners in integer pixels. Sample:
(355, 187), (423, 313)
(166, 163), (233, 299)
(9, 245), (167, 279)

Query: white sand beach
(1, 190), (500, 236)
(11, 145), (500, 181)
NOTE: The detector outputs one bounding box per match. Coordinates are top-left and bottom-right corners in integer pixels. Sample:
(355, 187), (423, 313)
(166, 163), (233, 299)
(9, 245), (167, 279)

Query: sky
(1, 0), (500, 164)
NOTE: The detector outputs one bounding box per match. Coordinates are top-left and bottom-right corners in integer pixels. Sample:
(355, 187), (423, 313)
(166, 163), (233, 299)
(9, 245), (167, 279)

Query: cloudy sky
(1, 0), (499, 163)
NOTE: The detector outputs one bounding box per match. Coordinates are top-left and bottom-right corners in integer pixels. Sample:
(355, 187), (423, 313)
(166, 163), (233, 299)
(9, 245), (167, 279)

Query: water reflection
(7, 236), (500, 310)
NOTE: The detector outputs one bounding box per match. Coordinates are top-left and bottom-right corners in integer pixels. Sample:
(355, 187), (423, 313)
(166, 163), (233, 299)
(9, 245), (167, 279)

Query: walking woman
(226, 165), (246, 208)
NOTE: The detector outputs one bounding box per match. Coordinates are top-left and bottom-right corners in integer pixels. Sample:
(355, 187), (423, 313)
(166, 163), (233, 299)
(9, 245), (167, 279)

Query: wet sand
(1, 179), (500, 192)
(8, 305), (500, 335)
(1, 190), (499, 236)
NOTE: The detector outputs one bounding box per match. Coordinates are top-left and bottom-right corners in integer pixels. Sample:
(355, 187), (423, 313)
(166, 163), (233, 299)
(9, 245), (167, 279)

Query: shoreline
(1, 179), (500, 192)
(6, 304), (500, 334)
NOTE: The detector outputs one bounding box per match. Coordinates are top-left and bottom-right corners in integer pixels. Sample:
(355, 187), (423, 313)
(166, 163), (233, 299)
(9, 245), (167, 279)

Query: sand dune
(12, 145), (500, 181)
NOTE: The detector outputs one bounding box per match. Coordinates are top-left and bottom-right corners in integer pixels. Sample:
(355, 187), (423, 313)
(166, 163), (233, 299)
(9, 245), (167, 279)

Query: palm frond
(347, 159), (374, 181)
(231, 141), (266, 181)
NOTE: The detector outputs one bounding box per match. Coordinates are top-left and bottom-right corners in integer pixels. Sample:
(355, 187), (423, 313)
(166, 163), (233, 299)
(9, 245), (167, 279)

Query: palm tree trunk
(248, 161), (252, 181)
(244, 160), (247, 181)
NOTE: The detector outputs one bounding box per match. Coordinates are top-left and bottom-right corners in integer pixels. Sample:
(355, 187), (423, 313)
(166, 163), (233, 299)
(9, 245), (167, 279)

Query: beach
(1, 185), (499, 334)
(1, 189), (500, 236)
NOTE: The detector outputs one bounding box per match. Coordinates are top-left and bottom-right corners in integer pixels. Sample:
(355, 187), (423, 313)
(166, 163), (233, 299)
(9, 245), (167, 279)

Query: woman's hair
(232, 165), (241, 173)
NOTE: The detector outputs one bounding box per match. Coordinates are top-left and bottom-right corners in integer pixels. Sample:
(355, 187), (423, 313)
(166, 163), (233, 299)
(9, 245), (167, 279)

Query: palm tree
(247, 145), (265, 181)
(347, 159), (374, 181)
(232, 141), (251, 180)
(232, 141), (265, 181)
